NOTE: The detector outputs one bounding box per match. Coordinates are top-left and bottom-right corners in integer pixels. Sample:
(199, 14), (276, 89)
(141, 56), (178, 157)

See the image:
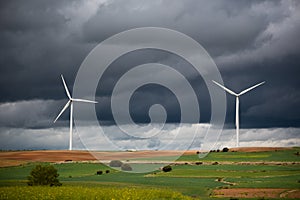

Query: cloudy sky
(0, 0), (299, 150)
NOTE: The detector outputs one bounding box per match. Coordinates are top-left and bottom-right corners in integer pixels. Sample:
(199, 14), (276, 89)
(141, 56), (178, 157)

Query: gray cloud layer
(1, 125), (299, 150)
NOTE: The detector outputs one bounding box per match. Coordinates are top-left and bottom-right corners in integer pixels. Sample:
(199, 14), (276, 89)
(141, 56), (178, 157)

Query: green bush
(27, 165), (61, 186)
(96, 170), (103, 175)
(162, 165), (172, 172)
(121, 164), (132, 171)
(109, 160), (123, 167)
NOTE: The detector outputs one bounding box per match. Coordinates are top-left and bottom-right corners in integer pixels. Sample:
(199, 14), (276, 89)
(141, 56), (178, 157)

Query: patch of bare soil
(0, 150), (195, 167)
(229, 147), (292, 152)
(0, 160), (28, 167)
(280, 189), (300, 198)
(0, 150), (94, 167)
(212, 188), (300, 198)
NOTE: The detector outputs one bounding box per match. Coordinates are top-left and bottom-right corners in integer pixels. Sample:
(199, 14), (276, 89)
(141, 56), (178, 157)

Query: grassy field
(178, 148), (300, 162)
(0, 148), (299, 199)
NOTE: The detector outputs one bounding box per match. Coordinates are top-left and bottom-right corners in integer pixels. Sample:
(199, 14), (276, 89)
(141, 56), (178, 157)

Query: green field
(0, 148), (299, 199)
(178, 148), (300, 162)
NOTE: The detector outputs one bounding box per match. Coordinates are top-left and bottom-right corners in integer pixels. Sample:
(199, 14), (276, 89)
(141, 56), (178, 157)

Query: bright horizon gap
(0, 126), (299, 151)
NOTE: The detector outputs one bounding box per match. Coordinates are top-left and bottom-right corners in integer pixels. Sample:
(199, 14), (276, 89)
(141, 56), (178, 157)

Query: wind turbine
(54, 75), (97, 150)
(212, 80), (265, 147)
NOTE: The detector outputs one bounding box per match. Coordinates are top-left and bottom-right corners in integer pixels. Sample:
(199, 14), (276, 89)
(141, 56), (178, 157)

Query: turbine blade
(72, 98), (98, 104)
(238, 81), (265, 96)
(61, 75), (71, 99)
(54, 100), (71, 123)
(212, 80), (238, 96)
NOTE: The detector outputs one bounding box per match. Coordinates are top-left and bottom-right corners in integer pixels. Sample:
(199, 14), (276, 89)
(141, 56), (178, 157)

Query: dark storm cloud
(0, 0), (299, 130)
(0, 100), (70, 128)
(0, 0), (97, 102)
(82, 0), (275, 56)
(94, 49), (210, 124)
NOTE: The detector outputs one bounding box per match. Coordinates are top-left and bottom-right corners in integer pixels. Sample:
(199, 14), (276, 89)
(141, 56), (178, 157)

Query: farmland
(0, 186), (193, 200)
(0, 147), (299, 199)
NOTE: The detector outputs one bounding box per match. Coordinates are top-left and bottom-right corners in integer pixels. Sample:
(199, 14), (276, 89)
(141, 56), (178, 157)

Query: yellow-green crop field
(0, 186), (193, 200)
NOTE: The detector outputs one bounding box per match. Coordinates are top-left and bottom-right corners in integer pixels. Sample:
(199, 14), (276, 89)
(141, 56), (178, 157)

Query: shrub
(222, 147), (229, 152)
(105, 170), (110, 174)
(109, 160), (123, 167)
(27, 165), (62, 186)
(162, 165), (172, 172)
(121, 164), (132, 171)
(195, 162), (203, 165)
(96, 170), (103, 175)
(212, 162), (219, 165)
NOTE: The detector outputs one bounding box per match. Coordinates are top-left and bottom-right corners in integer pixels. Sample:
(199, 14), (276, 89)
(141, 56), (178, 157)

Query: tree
(222, 147), (229, 152)
(27, 165), (62, 186)
(96, 170), (103, 175)
(162, 165), (172, 172)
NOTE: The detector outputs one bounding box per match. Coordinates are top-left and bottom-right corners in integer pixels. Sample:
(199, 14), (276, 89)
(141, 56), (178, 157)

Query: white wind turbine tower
(54, 75), (97, 150)
(212, 80), (265, 147)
